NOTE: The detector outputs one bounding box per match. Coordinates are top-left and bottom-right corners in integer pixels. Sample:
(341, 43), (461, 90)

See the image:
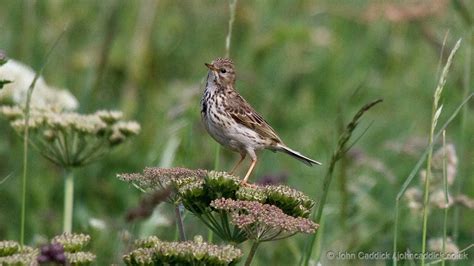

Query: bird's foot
(240, 181), (257, 188)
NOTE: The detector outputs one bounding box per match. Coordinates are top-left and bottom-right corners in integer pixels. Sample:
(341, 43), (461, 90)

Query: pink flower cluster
(211, 198), (318, 241)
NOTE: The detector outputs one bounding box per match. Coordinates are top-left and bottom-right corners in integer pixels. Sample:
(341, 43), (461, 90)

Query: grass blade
(392, 92), (473, 265)
(20, 27), (67, 246)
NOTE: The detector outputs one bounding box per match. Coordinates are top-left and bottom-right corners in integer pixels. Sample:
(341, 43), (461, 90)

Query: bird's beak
(205, 62), (217, 71)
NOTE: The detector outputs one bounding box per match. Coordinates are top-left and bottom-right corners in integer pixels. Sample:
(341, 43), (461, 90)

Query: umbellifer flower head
(64, 251), (96, 265)
(0, 107), (140, 168)
(211, 198), (318, 242)
(118, 168), (317, 243)
(263, 185), (315, 218)
(118, 167), (207, 192)
(204, 171), (240, 199)
(118, 167), (207, 204)
(0, 252), (39, 266)
(52, 232), (91, 253)
(236, 186), (267, 202)
(0, 241), (20, 257)
(49, 233), (96, 265)
(123, 235), (242, 266)
(0, 241), (39, 266)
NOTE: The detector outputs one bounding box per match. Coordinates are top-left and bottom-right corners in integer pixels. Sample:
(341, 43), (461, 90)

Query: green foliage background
(0, 0), (472, 265)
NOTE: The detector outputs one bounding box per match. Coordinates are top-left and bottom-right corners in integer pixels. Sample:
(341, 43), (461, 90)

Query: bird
(201, 57), (321, 184)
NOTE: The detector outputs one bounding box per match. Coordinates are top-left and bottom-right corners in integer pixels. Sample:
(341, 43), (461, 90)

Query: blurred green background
(0, 0), (472, 265)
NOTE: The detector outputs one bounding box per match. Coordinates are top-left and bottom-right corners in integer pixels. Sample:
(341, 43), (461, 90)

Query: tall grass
(19, 29), (66, 245)
(392, 39), (468, 266)
(452, 29), (472, 242)
(420, 39), (460, 266)
(392, 91), (472, 265)
(441, 130), (448, 266)
(301, 99), (382, 265)
(1, 1), (473, 264)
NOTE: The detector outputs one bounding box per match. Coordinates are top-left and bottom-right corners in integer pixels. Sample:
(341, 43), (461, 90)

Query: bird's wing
(225, 93), (282, 143)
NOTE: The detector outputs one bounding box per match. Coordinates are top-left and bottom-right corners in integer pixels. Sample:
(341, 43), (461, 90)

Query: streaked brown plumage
(201, 58), (321, 184)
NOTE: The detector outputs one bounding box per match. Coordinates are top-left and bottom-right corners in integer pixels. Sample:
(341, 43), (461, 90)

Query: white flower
(0, 59), (79, 110)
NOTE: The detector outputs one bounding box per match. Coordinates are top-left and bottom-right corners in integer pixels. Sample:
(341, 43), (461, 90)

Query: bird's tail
(276, 144), (322, 166)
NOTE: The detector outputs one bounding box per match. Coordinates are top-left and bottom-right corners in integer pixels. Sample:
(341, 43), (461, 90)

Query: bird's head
(205, 58), (236, 86)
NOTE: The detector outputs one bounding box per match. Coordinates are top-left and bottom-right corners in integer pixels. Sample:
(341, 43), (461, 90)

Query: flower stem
(20, 129), (28, 247)
(63, 169), (74, 233)
(175, 204), (186, 241)
(245, 241), (260, 266)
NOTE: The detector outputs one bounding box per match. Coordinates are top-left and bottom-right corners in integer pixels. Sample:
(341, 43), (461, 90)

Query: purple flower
(37, 243), (66, 265)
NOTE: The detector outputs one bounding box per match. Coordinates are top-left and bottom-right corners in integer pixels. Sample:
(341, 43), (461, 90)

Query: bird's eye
(220, 68), (227, 74)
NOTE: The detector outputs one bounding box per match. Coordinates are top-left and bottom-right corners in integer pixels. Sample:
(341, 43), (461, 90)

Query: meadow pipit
(201, 58), (321, 184)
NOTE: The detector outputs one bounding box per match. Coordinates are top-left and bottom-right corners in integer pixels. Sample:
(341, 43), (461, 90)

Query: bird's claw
(240, 181), (257, 188)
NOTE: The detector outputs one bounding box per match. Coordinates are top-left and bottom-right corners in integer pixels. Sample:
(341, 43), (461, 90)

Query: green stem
(301, 99), (383, 266)
(220, 211), (232, 239)
(393, 200), (399, 266)
(244, 241), (260, 266)
(392, 93), (472, 266)
(20, 129), (28, 247)
(453, 27), (472, 242)
(63, 169), (74, 233)
(420, 115), (435, 266)
(225, 0), (238, 58)
(441, 131), (448, 266)
(19, 28), (66, 245)
(174, 204), (186, 241)
(420, 39), (461, 266)
(305, 156), (336, 264)
(207, 227), (214, 243)
(336, 108), (348, 230)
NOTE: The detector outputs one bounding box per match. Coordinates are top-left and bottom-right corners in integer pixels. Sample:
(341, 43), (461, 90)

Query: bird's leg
(230, 153), (246, 175)
(241, 158), (257, 185)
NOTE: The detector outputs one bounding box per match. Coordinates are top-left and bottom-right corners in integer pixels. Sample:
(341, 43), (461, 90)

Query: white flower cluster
(0, 106), (140, 167)
(0, 59), (79, 110)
